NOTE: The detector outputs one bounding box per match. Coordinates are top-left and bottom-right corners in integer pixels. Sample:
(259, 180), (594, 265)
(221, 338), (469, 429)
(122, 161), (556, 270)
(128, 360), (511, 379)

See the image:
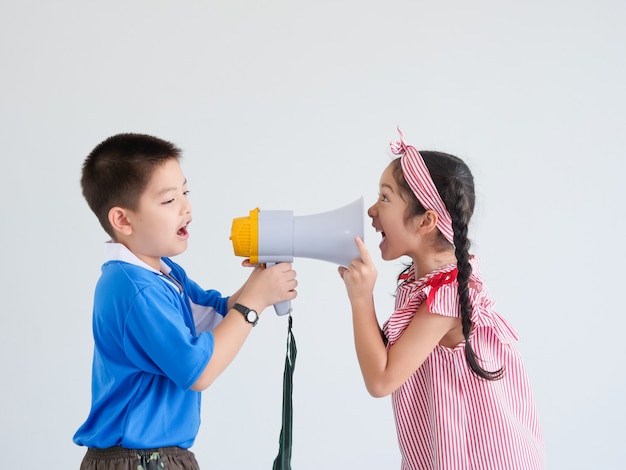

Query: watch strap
(233, 303), (258, 326)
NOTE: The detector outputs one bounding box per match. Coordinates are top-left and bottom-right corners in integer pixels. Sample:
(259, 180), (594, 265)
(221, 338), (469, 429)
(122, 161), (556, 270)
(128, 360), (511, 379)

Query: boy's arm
(191, 262), (297, 391)
(226, 285), (245, 311)
(190, 305), (257, 391)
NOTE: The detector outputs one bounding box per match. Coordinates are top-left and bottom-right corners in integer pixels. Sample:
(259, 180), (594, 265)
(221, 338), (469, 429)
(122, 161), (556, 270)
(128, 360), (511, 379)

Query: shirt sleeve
(176, 270), (229, 333)
(123, 284), (213, 391)
(425, 282), (461, 318)
(160, 258), (229, 332)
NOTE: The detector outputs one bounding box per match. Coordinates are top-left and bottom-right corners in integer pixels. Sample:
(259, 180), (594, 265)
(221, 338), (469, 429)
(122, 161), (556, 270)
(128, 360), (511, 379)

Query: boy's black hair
(81, 133), (182, 238)
(392, 153), (503, 381)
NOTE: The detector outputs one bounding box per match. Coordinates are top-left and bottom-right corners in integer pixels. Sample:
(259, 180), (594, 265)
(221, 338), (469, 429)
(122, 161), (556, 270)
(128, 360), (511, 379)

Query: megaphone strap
(272, 314), (297, 470)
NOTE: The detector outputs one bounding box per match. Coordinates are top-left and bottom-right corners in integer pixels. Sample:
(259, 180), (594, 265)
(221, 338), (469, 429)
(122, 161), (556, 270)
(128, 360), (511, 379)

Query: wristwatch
(233, 303), (259, 327)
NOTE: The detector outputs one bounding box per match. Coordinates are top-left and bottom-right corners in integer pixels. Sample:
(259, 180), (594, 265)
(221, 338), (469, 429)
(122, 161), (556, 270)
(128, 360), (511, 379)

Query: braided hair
(392, 154), (503, 381)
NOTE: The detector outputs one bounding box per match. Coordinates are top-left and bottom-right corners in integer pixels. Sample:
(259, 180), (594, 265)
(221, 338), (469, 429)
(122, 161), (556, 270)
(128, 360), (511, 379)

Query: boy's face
(122, 158), (192, 270)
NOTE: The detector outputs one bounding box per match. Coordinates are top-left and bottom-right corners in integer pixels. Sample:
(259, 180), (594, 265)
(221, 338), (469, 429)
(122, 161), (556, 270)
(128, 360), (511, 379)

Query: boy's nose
(182, 198), (192, 214)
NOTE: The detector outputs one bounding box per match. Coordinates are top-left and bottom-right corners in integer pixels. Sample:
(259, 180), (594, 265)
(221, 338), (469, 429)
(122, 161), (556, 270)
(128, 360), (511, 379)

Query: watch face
(246, 310), (258, 322)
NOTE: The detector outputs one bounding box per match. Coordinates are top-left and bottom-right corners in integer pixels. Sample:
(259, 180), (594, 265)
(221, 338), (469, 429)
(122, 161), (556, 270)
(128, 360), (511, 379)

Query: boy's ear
(108, 207), (133, 236)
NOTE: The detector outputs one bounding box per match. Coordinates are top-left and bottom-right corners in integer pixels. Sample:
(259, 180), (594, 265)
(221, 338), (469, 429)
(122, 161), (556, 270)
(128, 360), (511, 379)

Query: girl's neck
(413, 250), (457, 279)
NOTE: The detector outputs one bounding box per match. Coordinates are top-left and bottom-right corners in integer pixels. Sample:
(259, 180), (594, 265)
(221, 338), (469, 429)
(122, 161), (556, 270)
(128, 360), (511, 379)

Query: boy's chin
(167, 243), (189, 257)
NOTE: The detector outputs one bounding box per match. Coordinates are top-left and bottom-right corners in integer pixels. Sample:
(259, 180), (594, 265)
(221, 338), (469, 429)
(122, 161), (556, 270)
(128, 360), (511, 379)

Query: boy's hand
(237, 262), (297, 313)
(338, 237), (377, 301)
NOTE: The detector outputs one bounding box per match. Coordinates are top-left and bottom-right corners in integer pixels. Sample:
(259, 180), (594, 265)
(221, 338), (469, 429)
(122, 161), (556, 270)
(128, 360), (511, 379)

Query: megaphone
(230, 197), (364, 315)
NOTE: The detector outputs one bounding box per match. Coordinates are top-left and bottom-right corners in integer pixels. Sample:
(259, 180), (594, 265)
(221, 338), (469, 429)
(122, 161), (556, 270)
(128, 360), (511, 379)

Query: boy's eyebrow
(157, 178), (187, 196)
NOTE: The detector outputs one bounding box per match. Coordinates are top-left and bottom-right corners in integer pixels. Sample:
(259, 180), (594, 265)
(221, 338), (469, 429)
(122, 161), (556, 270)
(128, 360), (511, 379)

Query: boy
(73, 133), (298, 469)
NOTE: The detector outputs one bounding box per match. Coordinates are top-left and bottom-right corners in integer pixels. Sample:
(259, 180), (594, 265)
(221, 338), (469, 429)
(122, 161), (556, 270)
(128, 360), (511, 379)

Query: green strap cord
(272, 314), (297, 470)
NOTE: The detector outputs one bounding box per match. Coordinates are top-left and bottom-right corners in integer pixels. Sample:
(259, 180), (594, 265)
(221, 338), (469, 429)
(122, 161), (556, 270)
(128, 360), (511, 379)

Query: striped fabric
(390, 127), (455, 245)
(383, 258), (545, 470)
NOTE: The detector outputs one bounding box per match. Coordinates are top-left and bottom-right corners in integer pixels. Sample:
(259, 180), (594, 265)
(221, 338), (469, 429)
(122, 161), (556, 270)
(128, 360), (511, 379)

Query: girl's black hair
(392, 154), (503, 381)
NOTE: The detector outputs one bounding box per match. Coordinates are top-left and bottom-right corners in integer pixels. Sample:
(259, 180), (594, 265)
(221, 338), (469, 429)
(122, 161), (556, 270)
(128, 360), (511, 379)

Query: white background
(1, 1), (624, 468)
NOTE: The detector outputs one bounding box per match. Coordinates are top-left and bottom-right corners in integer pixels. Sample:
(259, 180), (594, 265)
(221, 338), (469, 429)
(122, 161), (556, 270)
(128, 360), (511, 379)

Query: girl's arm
(340, 238), (457, 398)
(368, 304), (457, 397)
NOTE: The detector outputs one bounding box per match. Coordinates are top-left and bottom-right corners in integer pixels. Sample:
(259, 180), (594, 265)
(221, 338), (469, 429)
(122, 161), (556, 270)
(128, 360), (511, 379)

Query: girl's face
(125, 159), (192, 270)
(368, 163), (418, 261)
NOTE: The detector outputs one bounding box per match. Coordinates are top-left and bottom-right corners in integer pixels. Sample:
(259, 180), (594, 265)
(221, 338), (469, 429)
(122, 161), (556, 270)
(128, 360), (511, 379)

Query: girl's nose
(367, 203), (376, 218)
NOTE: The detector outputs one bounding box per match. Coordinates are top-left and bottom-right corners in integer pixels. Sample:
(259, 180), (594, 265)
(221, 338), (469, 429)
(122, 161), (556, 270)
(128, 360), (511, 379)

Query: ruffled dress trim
(384, 257), (518, 346)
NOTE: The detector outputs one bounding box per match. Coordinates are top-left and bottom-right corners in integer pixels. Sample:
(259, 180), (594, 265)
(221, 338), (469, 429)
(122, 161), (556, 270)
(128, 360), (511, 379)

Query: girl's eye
(379, 193), (389, 202)
(183, 190), (190, 197)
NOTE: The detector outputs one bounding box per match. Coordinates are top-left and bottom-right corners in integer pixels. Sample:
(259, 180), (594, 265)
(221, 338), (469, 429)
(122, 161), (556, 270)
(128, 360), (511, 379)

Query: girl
(338, 128), (544, 470)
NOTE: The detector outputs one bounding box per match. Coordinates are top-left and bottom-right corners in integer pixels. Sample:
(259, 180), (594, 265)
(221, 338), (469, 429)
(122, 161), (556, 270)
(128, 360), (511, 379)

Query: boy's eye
(162, 190), (189, 204)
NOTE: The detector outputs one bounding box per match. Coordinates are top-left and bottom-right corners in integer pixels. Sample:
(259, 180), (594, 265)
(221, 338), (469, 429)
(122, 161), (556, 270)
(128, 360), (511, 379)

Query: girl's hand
(338, 237), (377, 301)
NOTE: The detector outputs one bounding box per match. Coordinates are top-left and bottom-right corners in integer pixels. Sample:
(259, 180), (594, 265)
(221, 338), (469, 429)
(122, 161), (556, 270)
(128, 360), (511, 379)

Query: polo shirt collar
(103, 241), (172, 275)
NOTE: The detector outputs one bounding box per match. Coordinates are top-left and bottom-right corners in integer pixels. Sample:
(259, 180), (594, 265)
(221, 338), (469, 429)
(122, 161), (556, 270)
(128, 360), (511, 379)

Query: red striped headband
(390, 127), (455, 245)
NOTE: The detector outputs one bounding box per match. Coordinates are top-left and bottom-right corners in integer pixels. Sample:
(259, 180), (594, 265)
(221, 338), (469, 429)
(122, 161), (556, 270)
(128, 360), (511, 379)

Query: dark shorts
(79, 446), (200, 470)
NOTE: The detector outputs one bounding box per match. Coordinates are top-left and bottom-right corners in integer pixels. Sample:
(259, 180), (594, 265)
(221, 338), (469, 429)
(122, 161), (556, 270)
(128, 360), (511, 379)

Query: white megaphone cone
(230, 197), (364, 315)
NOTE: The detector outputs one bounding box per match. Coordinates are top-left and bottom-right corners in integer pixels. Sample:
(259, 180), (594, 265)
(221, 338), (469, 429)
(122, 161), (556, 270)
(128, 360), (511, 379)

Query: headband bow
(390, 127), (455, 245)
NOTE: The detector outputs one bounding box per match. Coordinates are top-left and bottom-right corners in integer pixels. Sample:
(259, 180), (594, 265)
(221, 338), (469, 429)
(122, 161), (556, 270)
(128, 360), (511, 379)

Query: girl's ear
(416, 209), (439, 235)
(108, 207), (133, 236)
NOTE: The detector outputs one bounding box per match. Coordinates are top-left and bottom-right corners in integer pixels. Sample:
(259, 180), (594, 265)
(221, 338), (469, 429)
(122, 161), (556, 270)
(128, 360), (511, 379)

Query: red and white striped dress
(383, 258), (544, 470)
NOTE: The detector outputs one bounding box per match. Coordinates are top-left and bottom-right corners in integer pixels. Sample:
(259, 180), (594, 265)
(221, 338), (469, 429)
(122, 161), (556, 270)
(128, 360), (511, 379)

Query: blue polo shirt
(73, 243), (228, 449)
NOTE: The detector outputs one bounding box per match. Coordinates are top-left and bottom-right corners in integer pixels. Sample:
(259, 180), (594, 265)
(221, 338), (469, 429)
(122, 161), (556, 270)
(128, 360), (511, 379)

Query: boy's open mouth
(177, 222), (189, 236)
